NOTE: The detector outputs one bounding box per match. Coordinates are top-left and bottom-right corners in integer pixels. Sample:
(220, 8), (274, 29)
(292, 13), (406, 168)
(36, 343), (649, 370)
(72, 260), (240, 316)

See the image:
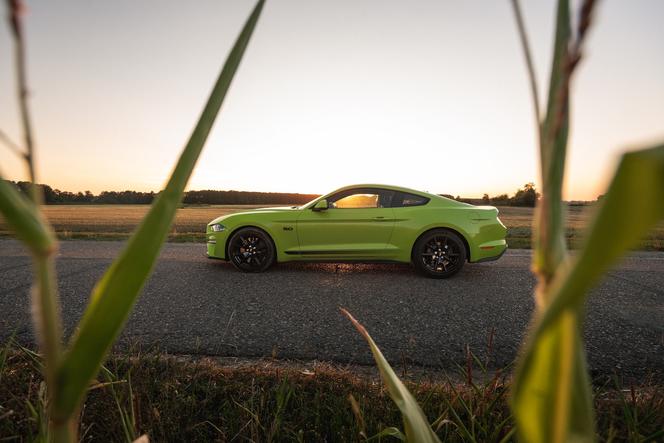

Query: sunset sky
(0, 0), (662, 200)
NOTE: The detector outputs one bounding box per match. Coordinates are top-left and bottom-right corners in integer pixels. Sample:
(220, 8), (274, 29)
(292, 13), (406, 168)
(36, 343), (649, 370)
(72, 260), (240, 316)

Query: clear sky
(1, 1), (662, 200)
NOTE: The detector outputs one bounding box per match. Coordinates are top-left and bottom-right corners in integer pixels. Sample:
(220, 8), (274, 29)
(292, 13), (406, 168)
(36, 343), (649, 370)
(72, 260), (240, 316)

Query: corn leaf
(52, 0), (265, 420)
(341, 308), (441, 443)
(0, 177), (55, 256)
(537, 144), (664, 327)
(513, 143), (664, 443)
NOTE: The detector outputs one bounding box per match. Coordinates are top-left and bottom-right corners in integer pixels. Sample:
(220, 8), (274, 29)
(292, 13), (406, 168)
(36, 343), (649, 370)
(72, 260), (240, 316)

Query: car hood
(208, 206), (298, 225)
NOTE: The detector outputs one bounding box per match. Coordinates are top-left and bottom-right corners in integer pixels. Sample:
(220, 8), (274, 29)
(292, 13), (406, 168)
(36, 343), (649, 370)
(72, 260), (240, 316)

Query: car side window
(392, 191), (430, 207)
(328, 189), (395, 209)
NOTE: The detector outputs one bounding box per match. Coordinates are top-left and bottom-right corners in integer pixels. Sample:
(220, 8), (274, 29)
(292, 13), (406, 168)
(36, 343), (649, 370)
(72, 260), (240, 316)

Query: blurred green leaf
(341, 308), (441, 443)
(540, 144), (664, 324)
(532, 0), (571, 286)
(514, 143), (664, 443)
(0, 177), (55, 256)
(0, 179), (63, 382)
(52, 0), (265, 420)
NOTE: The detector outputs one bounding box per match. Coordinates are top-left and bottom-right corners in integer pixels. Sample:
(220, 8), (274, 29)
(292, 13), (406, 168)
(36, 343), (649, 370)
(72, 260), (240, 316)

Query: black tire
(227, 227), (276, 273)
(412, 229), (466, 278)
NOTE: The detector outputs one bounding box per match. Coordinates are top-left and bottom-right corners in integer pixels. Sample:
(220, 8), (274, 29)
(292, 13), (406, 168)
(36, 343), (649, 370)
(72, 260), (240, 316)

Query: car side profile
(206, 184), (507, 278)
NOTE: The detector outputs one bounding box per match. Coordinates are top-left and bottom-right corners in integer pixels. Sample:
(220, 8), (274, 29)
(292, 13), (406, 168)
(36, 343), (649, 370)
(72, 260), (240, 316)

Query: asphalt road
(1, 239), (662, 380)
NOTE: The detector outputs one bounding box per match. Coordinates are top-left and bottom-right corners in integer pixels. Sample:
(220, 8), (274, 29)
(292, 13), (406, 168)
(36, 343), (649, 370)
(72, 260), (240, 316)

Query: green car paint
(206, 184), (507, 266)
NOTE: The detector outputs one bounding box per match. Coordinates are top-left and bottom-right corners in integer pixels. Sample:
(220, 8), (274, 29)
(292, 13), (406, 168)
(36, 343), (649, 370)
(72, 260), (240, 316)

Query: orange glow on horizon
(1, 1), (662, 202)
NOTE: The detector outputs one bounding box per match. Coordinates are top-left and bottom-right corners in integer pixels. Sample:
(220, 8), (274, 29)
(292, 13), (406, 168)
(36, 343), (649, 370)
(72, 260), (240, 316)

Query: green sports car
(206, 184), (507, 278)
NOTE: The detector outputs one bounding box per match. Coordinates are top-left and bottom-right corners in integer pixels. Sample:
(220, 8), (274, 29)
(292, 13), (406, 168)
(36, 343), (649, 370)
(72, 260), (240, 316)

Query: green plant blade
(52, 0), (265, 420)
(341, 308), (441, 443)
(0, 179), (63, 382)
(533, 0), (571, 286)
(0, 177), (55, 256)
(513, 143), (664, 443)
(513, 309), (594, 443)
(538, 144), (664, 329)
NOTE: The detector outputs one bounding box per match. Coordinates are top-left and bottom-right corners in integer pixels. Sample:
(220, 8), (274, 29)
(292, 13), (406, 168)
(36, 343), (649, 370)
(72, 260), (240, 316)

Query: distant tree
(490, 193), (510, 205)
(511, 182), (539, 207)
(482, 193), (490, 203)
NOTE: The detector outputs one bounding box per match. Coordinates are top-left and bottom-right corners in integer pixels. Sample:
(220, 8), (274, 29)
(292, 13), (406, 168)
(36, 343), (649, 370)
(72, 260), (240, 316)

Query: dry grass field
(1, 204), (662, 250)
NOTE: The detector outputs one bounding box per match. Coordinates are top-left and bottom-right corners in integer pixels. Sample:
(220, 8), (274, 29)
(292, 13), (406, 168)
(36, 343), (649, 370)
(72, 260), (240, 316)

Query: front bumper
(206, 231), (228, 259)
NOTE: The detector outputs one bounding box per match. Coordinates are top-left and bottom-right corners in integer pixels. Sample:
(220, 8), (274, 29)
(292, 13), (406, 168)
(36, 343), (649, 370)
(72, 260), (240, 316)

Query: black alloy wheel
(228, 227), (275, 273)
(413, 229), (466, 278)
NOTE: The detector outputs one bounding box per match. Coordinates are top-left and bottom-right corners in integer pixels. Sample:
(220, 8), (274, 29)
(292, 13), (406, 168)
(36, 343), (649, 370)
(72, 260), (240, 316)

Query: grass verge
(1, 342), (662, 442)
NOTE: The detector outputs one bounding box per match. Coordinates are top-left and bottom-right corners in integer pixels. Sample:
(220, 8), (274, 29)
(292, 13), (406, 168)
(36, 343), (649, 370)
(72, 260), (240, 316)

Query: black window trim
(391, 191), (430, 208)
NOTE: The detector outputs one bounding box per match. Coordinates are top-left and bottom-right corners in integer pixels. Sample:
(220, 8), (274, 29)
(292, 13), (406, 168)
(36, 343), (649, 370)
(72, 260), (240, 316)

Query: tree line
(7, 180), (543, 207)
(7, 181), (319, 205)
(442, 183), (540, 207)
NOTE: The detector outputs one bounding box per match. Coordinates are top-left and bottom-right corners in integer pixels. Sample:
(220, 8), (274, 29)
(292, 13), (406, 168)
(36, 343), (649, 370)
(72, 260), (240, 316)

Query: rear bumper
(474, 242), (507, 263)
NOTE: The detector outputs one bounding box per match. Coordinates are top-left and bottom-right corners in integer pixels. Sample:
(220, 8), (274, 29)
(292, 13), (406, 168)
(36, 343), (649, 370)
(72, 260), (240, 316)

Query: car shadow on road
(204, 259), (499, 279)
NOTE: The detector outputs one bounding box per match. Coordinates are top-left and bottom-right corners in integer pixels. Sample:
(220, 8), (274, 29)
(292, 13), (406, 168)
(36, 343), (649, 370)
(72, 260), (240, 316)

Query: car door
(295, 188), (396, 258)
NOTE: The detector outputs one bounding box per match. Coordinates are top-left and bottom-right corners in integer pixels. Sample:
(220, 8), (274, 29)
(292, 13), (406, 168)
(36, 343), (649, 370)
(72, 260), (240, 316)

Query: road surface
(1, 239), (662, 380)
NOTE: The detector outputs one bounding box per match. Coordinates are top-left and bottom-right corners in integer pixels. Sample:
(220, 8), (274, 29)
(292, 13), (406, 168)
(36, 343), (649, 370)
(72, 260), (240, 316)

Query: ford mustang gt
(206, 184), (507, 278)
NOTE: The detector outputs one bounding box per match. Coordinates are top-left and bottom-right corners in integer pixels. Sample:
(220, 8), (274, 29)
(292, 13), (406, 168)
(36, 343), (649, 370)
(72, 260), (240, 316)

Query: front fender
(206, 212), (300, 261)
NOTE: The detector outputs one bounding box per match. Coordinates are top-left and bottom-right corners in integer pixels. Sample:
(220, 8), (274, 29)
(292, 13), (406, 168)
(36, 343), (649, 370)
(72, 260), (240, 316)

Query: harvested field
(1, 204), (662, 250)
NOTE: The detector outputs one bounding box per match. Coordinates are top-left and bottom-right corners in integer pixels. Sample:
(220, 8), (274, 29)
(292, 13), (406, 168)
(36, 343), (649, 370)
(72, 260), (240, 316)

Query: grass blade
(340, 308), (441, 443)
(52, 0), (266, 421)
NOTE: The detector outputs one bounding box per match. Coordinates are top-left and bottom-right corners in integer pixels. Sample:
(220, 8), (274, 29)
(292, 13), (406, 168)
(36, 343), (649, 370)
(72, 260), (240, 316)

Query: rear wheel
(412, 229), (466, 278)
(228, 227), (275, 273)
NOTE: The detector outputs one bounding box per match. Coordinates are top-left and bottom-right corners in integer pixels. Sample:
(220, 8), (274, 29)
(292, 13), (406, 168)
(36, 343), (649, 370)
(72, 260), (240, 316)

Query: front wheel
(412, 229), (466, 278)
(228, 227), (276, 273)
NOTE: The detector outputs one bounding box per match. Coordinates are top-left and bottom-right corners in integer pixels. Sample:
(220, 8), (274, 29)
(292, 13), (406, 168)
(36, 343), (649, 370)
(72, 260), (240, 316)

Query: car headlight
(210, 223), (226, 232)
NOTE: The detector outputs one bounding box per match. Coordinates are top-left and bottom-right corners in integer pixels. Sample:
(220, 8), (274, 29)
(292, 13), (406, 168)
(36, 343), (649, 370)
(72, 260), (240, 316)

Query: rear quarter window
(392, 192), (430, 207)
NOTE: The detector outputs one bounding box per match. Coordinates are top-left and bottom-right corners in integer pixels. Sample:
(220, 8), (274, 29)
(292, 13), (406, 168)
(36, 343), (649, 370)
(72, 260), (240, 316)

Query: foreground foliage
(1, 345), (662, 442)
(0, 0), (265, 440)
(341, 1), (664, 442)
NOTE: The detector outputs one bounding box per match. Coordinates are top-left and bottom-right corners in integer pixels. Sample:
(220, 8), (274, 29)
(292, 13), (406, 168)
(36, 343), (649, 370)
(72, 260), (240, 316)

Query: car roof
(325, 184), (433, 198)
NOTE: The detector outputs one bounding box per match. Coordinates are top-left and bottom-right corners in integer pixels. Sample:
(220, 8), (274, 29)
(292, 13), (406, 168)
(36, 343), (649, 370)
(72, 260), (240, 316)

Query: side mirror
(312, 199), (329, 211)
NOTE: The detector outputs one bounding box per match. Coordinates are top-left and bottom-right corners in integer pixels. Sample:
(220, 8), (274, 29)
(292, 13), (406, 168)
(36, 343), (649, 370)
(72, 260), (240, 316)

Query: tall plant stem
(5, 1), (66, 439)
(7, 0), (39, 203)
(32, 255), (63, 386)
(49, 417), (76, 443)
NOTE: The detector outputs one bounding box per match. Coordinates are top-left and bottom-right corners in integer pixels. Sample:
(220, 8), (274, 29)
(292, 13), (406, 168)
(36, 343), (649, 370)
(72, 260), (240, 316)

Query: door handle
(372, 216), (386, 221)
